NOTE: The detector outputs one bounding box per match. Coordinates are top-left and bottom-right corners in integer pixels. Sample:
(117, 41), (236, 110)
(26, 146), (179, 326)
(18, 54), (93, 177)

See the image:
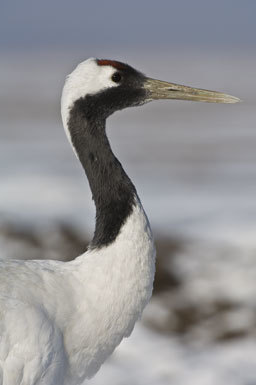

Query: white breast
(0, 199), (155, 385)
(64, 198), (156, 383)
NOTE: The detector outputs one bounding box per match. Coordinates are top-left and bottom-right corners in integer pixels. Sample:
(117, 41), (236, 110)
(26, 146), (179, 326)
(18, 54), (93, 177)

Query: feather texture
(0, 200), (155, 384)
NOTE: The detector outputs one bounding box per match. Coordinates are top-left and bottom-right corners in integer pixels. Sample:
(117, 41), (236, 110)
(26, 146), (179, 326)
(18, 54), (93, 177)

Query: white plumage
(0, 199), (155, 384)
(61, 59), (118, 151)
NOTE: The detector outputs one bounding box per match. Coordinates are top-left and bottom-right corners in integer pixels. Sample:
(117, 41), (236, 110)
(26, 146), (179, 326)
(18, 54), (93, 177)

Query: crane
(0, 58), (239, 385)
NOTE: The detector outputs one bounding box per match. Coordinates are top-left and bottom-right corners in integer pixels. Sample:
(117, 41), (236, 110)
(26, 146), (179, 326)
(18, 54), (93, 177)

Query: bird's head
(61, 57), (240, 134)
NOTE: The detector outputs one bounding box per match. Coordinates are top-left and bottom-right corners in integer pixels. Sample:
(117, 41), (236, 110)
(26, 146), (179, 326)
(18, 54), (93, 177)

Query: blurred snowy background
(1, 1), (256, 384)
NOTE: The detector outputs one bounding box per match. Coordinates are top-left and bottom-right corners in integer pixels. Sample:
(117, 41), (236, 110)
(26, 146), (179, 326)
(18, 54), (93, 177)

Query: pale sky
(1, 0), (255, 51)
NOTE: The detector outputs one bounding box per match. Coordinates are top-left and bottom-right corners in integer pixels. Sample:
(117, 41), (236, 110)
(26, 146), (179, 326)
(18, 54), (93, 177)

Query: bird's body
(0, 58), (239, 385)
(0, 199), (154, 385)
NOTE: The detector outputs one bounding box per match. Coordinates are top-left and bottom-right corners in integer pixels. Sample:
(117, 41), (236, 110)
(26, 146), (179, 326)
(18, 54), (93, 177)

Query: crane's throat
(67, 97), (137, 249)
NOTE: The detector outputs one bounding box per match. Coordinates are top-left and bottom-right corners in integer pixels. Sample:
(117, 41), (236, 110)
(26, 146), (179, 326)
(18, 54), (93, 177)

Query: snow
(89, 324), (256, 385)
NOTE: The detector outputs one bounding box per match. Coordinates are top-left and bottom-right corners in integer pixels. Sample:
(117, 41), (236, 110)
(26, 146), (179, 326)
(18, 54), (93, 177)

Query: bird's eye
(111, 72), (122, 83)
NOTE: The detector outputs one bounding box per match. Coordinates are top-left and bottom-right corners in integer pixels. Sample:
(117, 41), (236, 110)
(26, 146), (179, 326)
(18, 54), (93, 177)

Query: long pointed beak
(144, 78), (240, 104)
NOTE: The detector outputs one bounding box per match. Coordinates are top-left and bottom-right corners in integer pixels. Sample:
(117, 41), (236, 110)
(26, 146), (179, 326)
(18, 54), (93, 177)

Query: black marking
(68, 69), (147, 248)
(89, 152), (96, 163)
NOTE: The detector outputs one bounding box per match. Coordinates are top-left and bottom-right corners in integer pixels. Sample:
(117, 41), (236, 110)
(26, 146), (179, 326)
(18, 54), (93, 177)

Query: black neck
(68, 97), (137, 248)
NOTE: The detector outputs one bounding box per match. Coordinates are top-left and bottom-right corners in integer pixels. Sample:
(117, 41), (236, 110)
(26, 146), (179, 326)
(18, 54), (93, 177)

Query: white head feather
(61, 58), (118, 147)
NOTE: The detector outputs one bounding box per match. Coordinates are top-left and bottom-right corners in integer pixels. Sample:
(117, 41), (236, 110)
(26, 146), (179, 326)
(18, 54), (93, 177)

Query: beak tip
(226, 95), (241, 104)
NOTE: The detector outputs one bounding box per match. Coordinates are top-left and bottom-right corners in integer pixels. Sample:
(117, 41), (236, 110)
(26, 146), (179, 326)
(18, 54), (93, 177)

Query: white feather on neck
(61, 58), (118, 152)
